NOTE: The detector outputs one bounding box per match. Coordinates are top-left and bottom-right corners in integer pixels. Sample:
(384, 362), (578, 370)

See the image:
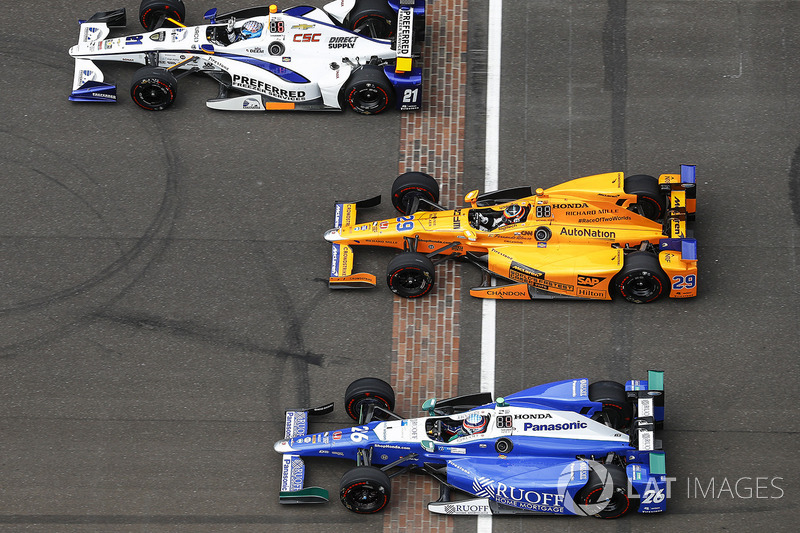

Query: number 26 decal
(672, 274), (696, 290)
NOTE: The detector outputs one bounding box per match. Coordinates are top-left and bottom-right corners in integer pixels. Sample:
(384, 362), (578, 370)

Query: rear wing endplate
(626, 370), (664, 451)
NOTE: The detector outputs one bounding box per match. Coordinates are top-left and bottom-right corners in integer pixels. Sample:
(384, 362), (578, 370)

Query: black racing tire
(575, 463), (637, 519)
(139, 0), (186, 31)
(391, 172), (440, 215)
(346, 0), (395, 39)
(624, 174), (665, 221)
(615, 252), (670, 304)
(344, 377), (396, 421)
(340, 466), (392, 514)
(343, 66), (394, 115)
(588, 381), (632, 430)
(130, 67), (177, 111)
(386, 252), (435, 298)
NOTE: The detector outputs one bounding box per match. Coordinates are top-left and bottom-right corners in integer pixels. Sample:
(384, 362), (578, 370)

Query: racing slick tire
(346, 0), (395, 39)
(340, 466), (392, 514)
(386, 252), (435, 298)
(139, 0), (186, 31)
(589, 381), (633, 430)
(345, 377), (396, 421)
(343, 66), (395, 115)
(624, 174), (665, 221)
(130, 67), (178, 111)
(575, 463), (637, 518)
(391, 172), (440, 215)
(615, 252), (670, 304)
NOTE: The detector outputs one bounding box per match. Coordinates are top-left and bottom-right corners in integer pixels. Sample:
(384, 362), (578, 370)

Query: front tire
(386, 252), (435, 298)
(340, 466), (391, 514)
(615, 252), (669, 303)
(575, 463), (637, 518)
(139, 0), (186, 31)
(344, 66), (394, 115)
(624, 174), (665, 221)
(346, 0), (394, 39)
(345, 377), (396, 421)
(130, 67), (177, 111)
(391, 172), (440, 215)
(589, 381), (632, 430)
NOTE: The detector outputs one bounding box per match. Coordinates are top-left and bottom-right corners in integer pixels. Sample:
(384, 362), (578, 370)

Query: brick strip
(385, 1), (469, 531)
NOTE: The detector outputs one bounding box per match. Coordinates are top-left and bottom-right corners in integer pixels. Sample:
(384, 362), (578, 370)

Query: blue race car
(274, 372), (667, 518)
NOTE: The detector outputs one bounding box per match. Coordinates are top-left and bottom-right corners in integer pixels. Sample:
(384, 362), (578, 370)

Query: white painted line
(478, 1), (502, 532)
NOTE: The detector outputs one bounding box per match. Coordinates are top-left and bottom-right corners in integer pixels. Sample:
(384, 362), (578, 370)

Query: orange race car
(324, 165), (697, 303)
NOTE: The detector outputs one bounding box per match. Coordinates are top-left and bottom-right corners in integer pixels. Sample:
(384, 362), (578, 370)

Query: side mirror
(422, 398), (437, 415)
(200, 44), (215, 54)
(203, 8), (218, 23)
(463, 229), (477, 242)
(464, 189), (479, 206)
(421, 440), (436, 453)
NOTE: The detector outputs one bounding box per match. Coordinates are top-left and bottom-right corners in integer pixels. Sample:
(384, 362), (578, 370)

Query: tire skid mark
(0, 119), (180, 356)
(789, 143), (800, 227)
(89, 308), (343, 368)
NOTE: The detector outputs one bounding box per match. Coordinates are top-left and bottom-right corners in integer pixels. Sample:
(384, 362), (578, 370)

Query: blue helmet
(241, 20), (263, 39)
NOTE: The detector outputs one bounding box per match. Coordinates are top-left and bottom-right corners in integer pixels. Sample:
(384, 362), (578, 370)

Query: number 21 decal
(402, 88), (419, 103)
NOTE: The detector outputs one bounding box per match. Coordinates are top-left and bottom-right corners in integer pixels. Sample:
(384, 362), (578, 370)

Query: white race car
(69, 0), (425, 113)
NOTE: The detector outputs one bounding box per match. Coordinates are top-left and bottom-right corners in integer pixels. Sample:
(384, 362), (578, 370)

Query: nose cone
(324, 229), (341, 242)
(274, 439), (295, 453)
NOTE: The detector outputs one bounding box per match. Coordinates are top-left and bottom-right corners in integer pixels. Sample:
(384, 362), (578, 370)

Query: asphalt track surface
(1, 1), (798, 532)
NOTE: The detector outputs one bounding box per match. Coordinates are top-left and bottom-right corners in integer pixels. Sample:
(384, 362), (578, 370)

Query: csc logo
(293, 33), (321, 42)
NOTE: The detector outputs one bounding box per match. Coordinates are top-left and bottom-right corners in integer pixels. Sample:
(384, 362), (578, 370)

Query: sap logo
(577, 275), (604, 287)
(293, 33), (321, 42)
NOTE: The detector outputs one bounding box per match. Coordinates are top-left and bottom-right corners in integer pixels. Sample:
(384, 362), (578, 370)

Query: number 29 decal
(396, 216), (414, 232)
(671, 274), (696, 290)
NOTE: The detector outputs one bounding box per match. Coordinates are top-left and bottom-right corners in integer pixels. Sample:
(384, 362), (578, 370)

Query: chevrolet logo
(292, 24), (315, 30)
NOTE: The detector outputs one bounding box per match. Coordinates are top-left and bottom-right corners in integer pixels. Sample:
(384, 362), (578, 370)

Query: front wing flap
(328, 198), (379, 289)
(278, 404), (334, 504)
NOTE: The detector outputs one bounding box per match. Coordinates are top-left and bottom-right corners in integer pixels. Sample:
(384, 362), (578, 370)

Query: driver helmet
(462, 412), (487, 435)
(241, 20), (264, 40)
(503, 203), (525, 224)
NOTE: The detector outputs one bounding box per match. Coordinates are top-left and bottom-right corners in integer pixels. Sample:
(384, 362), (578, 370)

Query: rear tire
(340, 466), (391, 514)
(344, 66), (394, 115)
(576, 463), (636, 518)
(130, 67), (177, 111)
(615, 252), (669, 303)
(139, 0), (186, 31)
(386, 252), (435, 298)
(346, 0), (395, 39)
(589, 381), (632, 430)
(624, 174), (665, 221)
(344, 377), (396, 421)
(391, 172), (440, 214)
